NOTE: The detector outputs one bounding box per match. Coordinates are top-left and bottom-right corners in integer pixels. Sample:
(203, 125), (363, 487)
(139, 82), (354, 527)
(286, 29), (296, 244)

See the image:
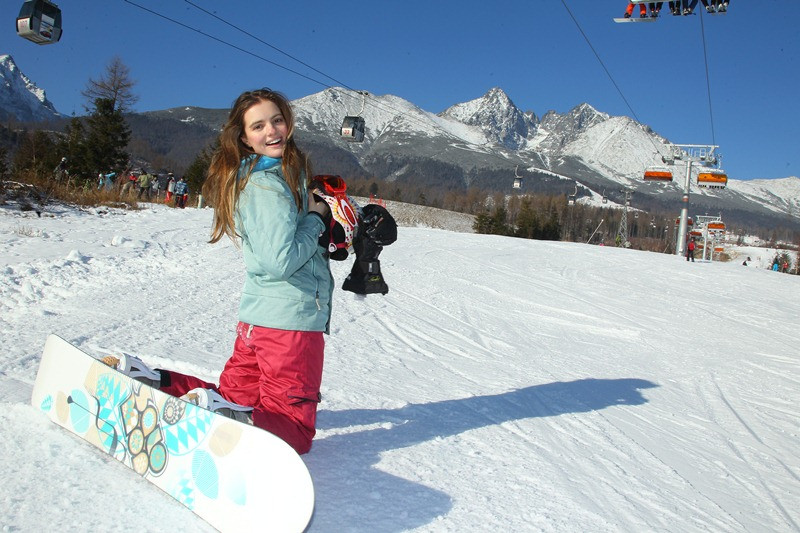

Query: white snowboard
(31, 334), (315, 532)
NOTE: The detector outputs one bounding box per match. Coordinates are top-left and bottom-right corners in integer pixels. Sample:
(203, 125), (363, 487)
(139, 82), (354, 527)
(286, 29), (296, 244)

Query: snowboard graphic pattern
(32, 334), (314, 532)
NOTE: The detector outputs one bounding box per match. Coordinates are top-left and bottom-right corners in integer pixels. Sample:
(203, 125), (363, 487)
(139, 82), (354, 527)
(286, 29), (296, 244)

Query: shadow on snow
(306, 377), (658, 532)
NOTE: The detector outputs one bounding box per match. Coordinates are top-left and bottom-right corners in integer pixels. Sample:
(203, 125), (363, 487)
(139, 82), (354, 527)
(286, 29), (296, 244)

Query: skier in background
(53, 157), (68, 182)
(686, 237), (696, 262)
(165, 172), (175, 203)
(173, 176), (188, 208)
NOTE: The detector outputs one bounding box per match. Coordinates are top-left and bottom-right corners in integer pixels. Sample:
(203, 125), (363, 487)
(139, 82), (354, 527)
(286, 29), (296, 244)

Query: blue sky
(5, 0), (798, 180)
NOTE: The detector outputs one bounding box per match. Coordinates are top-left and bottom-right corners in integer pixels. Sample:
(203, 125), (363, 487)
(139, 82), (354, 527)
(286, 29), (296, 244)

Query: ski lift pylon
(16, 0), (61, 45)
(340, 90), (366, 143)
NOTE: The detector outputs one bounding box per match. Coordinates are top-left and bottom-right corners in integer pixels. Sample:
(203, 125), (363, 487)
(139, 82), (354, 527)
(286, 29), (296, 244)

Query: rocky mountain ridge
(2, 55), (799, 230)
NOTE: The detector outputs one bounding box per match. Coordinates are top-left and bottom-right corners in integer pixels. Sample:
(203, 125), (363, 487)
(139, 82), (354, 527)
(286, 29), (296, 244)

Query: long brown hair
(203, 88), (312, 244)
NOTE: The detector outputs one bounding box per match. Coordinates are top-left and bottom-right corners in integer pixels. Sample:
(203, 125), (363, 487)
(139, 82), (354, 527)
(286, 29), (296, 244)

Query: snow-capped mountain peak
(0, 54), (62, 122)
(439, 87), (537, 150)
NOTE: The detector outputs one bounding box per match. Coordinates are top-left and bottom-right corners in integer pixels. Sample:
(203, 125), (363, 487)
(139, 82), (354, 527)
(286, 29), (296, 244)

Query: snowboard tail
(31, 334), (314, 532)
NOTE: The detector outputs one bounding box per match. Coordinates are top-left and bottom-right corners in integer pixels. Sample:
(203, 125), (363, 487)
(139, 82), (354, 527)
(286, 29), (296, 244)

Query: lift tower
(616, 189), (633, 247)
(664, 144), (720, 257)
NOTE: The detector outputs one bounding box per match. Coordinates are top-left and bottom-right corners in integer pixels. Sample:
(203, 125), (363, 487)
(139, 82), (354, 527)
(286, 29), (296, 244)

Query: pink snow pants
(159, 322), (325, 455)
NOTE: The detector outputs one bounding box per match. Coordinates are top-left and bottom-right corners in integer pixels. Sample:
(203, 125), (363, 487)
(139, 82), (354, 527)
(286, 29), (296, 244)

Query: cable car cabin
(643, 168), (673, 182)
(340, 116), (365, 143)
(697, 171), (728, 189)
(16, 0), (62, 45)
(512, 177), (522, 189)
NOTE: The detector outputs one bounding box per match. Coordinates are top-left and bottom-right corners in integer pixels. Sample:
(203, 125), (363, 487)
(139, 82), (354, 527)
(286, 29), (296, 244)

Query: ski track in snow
(1, 204), (799, 532)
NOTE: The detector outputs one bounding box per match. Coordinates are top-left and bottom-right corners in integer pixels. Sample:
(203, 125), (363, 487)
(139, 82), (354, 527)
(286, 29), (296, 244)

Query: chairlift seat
(643, 168), (673, 182)
(697, 171), (728, 189)
(16, 0), (62, 45)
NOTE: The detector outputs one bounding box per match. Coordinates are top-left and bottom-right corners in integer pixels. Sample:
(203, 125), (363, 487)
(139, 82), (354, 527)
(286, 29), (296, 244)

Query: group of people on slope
(121, 170), (189, 207)
(624, 0), (730, 19)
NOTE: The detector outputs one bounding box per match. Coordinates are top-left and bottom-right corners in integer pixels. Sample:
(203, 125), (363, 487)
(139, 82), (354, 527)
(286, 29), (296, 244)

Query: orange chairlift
(16, 0), (62, 45)
(707, 221), (726, 232)
(697, 169), (728, 189)
(643, 167), (673, 182)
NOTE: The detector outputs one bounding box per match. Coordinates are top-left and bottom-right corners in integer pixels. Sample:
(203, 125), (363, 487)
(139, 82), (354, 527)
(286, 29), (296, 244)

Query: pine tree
(12, 130), (58, 176)
(56, 117), (91, 183)
(84, 98), (131, 175)
(0, 146), (9, 179)
(184, 140), (217, 199)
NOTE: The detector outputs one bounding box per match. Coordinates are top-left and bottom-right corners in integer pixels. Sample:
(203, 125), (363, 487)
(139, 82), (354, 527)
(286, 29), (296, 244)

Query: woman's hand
(309, 194), (330, 217)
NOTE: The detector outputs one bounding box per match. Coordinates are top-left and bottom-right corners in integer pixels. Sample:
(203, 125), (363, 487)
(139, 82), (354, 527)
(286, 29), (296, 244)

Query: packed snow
(1, 199), (798, 532)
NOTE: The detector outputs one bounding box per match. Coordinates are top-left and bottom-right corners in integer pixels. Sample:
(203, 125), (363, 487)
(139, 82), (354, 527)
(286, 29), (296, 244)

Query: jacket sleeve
(237, 175), (325, 280)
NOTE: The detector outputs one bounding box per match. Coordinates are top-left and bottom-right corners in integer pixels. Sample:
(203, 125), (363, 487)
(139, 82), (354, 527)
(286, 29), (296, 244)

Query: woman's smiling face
(241, 99), (288, 158)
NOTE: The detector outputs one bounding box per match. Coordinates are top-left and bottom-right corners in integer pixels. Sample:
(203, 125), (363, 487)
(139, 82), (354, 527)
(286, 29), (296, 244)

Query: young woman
(108, 89), (332, 455)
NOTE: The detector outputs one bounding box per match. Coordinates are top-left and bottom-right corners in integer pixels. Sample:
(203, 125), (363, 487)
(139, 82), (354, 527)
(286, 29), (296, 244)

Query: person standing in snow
(137, 171), (152, 200)
(103, 88), (333, 455)
(165, 173), (175, 203)
(54, 157), (68, 182)
(173, 176), (188, 208)
(686, 237), (696, 262)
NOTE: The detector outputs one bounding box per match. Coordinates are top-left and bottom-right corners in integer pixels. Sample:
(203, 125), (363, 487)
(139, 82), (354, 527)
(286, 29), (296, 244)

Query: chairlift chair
(16, 0), (62, 45)
(697, 169), (728, 189)
(340, 90), (367, 143)
(643, 167), (673, 182)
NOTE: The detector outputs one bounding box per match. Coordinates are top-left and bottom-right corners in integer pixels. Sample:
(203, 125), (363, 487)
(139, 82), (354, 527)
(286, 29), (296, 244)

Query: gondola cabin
(697, 171), (728, 189)
(643, 168), (673, 182)
(16, 0), (62, 45)
(512, 166), (523, 189)
(340, 116), (365, 143)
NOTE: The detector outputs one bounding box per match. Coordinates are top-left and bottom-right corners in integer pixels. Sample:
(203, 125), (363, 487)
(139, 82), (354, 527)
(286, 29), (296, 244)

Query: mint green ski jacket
(235, 156), (332, 333)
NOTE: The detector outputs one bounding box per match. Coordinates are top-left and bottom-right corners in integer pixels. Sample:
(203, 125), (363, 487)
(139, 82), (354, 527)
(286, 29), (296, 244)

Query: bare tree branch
(82, 56), (139, 113)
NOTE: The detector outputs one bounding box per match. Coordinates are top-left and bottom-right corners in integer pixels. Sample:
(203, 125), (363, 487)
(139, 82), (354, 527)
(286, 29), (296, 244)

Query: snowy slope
(1, 199), (799, 532)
